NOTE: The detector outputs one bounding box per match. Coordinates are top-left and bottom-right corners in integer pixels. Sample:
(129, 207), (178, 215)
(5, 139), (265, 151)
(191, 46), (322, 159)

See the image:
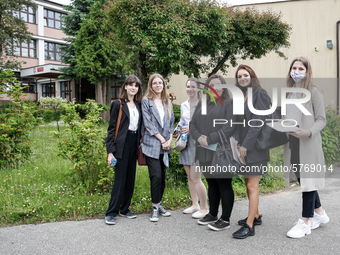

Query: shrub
(322, 107), (340, 166)
(39, 96), (67, 131)
(0, 69), (41, 168)
(166, 150), (187, 186)
(52, 99), (113, 194)
(172, 104), (181, 123)
(74, 102), (109, 119)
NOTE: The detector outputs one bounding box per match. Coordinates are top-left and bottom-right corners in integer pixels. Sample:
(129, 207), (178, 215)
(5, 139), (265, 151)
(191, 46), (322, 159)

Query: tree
(74, 0), (133, 118)
(0, 0), (37, 69)
(106, 0), (291, 84)
(59, 0), (95, 81)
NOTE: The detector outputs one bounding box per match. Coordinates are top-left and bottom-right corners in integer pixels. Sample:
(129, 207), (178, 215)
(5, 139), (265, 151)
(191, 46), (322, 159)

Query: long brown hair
(235, 64), (262, 93)
(205, 74), (230, 99)
(286, 56), (320, 99)
(145, 73), (171, 117)
(119, 75), (143, 103)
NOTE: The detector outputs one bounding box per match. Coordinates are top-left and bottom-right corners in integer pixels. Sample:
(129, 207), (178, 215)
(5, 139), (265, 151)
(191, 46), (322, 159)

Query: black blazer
(190, 98), (237, 163)
(106, 99), (142, 159)
(234, 89), (271, 164)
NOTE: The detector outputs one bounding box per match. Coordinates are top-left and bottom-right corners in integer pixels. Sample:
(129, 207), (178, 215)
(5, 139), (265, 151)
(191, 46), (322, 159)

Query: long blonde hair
(146, 73), (171, 117)
(286, 56), (320, 98)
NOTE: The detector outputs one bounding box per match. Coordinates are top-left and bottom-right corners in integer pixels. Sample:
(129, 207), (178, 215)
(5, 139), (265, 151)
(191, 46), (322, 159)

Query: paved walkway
(1, 171), (339, 255)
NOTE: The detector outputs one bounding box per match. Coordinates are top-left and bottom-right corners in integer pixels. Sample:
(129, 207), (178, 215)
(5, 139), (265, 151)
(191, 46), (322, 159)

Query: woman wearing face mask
(190, 74), (236, 231)
(177, 78), (208, 219)
(285, 56), (329, 239)
(141, 73), (175, 222)
(105, 75), (143, 225)
(232, 65), (271, 239)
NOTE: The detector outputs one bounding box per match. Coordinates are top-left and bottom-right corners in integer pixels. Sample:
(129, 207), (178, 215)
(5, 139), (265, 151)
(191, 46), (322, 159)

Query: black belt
(128, 130), (137, 134)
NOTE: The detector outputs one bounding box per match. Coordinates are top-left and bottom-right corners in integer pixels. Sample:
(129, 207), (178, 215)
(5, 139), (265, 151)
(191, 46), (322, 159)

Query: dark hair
(235, 64), (262, 93)
(205, 74), (230, 99)
(119, 75), (143, 103)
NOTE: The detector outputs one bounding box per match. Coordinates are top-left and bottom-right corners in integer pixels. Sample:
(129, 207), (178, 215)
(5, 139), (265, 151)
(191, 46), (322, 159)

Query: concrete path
(1, 172), (339, 255)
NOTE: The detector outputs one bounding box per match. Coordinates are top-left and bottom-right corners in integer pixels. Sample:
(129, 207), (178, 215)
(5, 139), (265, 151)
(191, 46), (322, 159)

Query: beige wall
(168, 0), (340, 108)
(18, 58), (39, 69)
(44, 27), (66, 40)
(26, 23), (38, 35)
(45, 60), (62, 65)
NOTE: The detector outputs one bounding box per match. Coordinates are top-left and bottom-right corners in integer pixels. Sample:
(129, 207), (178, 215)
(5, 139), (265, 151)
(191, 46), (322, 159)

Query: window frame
(41, 83), (55, 98)
(44, 9), (64, 30)
(13, 5), (36, 24)
(60, 81), (72, 101)
(13, 39), (37, 58)
(21, 78), (37, 93)
(44, 42), (65, 61)
(110, 82), (123, 100)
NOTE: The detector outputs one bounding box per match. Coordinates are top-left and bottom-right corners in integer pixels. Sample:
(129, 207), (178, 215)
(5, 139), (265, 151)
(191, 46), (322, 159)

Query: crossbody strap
(114, 99), (122, 143)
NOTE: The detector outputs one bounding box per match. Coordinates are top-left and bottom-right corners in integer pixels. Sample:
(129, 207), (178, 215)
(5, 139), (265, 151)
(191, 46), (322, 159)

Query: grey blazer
(141, 97), (174, 159)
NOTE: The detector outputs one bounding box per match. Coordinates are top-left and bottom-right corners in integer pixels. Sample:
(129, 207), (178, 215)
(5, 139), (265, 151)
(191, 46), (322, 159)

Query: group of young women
(104, 56), (329, 239)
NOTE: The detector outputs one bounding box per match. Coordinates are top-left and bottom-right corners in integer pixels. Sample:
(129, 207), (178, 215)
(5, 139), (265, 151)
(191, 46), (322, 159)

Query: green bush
(167, 150), (187, 186)
(322, 107), (340, 166)
(0, 69), (41, 168)
(43, 110), (62, 123)
(74, 102), (109, 119)
(52, 99), (113, 194)
(173, 104), (181, 123)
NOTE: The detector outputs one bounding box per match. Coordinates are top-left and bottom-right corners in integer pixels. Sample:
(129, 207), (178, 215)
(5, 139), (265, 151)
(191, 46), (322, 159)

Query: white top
(179, 98), (198, 127)
(157, 106), (165, 128)
(128, 105), (139, 131)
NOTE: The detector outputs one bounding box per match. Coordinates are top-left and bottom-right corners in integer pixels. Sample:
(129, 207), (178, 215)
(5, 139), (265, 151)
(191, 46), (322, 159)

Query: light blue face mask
(290, 70), (306, 83)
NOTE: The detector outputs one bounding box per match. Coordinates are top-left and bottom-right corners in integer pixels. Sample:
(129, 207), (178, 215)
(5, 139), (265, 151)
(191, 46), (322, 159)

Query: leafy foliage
(39, 97), (67, 131)
(0, 69), (40, 168)
(0, 0), (37, 69)
(52, 100), (113, 194)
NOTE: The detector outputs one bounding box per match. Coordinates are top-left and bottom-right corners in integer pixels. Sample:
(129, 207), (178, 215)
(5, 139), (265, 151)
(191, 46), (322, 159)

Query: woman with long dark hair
(285, 56), (329, 238)
(141, 73), (175, 222)
(190, 74), (236, 231)
(105, 75), (143, 225)
(232, 65), (271, 239)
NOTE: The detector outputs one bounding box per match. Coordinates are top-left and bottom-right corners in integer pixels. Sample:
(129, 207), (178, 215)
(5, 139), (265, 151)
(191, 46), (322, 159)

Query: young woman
(284, 56), (329, 238)
(190, 74), (236, 231)
(177, 78), (208, 219)
(141, 73), (175, 222)
(232, 65), (271, 239)
(105, 75), (143, 225)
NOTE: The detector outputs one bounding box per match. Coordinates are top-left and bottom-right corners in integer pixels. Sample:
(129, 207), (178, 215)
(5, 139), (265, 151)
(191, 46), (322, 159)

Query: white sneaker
(183, 206), (200, 214)
(309, 210), (329, 230)
(287, 219), (311, 238)
(192, 209), (209, 219)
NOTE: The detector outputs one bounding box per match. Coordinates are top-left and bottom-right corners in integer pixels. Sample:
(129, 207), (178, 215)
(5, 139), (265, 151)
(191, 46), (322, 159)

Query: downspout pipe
(337, 20), (340, 114)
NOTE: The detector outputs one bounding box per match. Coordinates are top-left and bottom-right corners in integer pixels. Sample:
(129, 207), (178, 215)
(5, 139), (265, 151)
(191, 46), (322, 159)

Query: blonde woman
(285, 56), (329, 238)
(141, 74), (175, 222)
(177, 78), (208, 218)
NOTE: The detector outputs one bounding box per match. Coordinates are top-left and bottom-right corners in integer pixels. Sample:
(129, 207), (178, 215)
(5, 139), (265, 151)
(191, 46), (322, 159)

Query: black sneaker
(238, 214), (262, 226)
(150, 207), (159, 222)
(208, 218), (230, 231)
(159, 204), (171, 217)
(232, 224), (255, 239)
(197, 213), (218, 225)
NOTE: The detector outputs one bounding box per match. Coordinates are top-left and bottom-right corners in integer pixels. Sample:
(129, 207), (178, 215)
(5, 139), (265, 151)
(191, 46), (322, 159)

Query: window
(111, 82), (123, 100)
(42, 83), (55, 97)
(44, 9), (64, 29)
(21, 78), (37, 93)
(60, 81), (71, 100)
(13, 40), (36, 58)
(44, 42), (65, 61)
(13, 5), (36, 24)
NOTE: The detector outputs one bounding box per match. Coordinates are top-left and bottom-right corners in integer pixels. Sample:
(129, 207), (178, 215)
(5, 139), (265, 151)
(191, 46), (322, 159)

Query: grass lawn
(0, 125), (285, 226)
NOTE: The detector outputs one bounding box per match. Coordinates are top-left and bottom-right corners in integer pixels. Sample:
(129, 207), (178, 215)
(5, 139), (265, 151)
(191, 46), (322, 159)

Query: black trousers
(200, 161), (234, 221)
(289, 136), (321, 218)
(106, 131), (138, 217)
(146, 154), (166, 204)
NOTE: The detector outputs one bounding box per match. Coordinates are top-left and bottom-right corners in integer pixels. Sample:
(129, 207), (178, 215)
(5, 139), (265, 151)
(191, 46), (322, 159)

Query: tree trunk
(136, 52), (148, 89)
(105, 76), (111, 122)
(208, 50), (231, 77)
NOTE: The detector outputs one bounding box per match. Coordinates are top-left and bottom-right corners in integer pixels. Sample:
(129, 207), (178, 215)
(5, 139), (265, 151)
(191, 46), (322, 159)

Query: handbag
(138, 129), (147, 166)
(255, 106), (289, 150)
(211, 130), (240, 177)
(173, 134), (187, 152)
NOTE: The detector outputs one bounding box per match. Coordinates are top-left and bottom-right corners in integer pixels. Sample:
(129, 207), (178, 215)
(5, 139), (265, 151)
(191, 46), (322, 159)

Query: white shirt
(158, 106), (165, 128)
(128, 105), (139, 131)
(179, 98), (198, 127)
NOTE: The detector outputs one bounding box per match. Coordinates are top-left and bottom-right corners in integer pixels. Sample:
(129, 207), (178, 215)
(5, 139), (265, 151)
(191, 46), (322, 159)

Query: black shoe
(238, 214), (262, 226)
(232, 224), (255, 239)
(208, 218), (230, 231)
(197, 213), (218, 225)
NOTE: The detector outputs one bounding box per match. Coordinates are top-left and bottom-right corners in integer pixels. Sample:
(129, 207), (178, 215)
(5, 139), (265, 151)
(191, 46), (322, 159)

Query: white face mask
(290, 70), (306, 83)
